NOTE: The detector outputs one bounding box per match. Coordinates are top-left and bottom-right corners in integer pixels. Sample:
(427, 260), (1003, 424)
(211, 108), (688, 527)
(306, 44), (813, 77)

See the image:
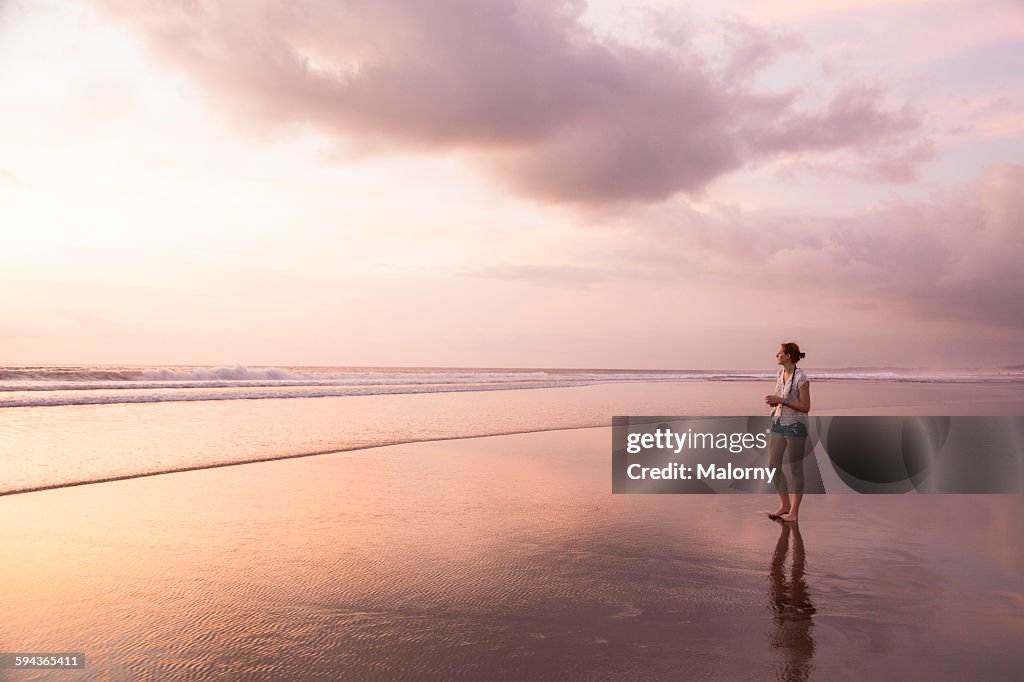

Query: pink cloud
(582, 162), (1024, 329)
(90, 0), (924, 203)
(776, 138), (935, 184)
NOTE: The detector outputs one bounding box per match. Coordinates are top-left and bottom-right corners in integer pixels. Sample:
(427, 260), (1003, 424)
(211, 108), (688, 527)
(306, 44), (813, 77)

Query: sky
(1, 0), (1022, 369)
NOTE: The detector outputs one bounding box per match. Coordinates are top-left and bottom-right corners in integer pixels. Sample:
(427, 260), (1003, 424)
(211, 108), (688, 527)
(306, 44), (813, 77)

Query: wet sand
(2, 427), (1023, 681)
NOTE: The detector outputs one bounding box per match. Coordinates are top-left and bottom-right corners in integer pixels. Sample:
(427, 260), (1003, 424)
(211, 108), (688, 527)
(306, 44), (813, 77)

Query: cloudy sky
(1, 0), (1022, 368)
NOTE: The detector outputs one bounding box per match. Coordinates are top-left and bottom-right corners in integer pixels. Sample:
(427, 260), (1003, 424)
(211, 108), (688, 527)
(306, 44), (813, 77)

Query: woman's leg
(768, 432), (791, 518)
(782, 436), (807, 522)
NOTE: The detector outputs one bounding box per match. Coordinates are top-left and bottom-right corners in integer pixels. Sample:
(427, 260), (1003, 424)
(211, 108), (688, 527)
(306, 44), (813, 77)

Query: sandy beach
(3, 421), (1023, 680)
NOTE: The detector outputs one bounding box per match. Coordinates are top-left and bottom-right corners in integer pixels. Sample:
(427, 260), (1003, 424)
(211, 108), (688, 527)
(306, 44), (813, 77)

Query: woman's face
(776, 347), (790, 365)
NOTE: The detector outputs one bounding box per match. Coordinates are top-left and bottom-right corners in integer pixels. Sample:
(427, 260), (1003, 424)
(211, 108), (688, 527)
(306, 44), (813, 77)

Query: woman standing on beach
(765, 342), (811, 522)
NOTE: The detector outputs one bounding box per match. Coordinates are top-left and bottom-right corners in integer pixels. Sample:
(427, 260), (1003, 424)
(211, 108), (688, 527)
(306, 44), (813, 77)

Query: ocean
(3, 365), (1024, 495)
(2, 364), (1022, 409)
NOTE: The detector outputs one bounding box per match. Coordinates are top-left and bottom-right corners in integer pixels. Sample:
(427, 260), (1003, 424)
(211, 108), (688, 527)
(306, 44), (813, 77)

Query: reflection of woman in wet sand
(768, 520), (815, 681)
(765, 343), (811, 522)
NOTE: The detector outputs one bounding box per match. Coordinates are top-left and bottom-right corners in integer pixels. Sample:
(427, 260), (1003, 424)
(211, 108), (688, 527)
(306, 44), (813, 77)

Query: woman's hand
(771, 384), (811, 413)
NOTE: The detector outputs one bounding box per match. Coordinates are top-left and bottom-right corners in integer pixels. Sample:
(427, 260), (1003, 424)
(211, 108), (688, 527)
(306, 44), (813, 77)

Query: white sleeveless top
(772, 367), (809, 427)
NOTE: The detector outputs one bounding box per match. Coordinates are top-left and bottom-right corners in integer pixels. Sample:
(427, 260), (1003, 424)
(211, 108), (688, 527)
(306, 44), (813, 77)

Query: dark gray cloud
(92, 0), (925, 203)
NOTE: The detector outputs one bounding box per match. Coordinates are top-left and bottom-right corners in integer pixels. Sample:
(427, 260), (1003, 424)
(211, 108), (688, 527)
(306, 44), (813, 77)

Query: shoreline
(5, 379), (1024, 496)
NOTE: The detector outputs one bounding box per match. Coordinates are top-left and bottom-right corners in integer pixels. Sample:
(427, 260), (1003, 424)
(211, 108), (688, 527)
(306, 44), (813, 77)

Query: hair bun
(799, 352), (806, 358)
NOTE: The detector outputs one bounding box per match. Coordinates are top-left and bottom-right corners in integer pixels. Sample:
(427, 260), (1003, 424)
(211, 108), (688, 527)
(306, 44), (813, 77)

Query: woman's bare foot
(768, 506), (791, 520)
(780, 512), (799, 523)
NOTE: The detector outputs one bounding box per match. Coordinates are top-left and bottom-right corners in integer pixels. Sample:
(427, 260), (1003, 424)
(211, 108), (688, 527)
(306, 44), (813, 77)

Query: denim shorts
(771, 420), (808, 439)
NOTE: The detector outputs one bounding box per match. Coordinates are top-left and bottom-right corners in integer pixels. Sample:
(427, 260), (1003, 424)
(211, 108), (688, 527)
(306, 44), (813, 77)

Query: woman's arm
(785, 382), (811, 413)
(765, 382), (811, 413)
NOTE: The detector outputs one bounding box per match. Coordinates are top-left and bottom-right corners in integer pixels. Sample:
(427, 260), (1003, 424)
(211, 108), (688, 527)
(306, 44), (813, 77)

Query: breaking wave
(1, 364), (1020, 409)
